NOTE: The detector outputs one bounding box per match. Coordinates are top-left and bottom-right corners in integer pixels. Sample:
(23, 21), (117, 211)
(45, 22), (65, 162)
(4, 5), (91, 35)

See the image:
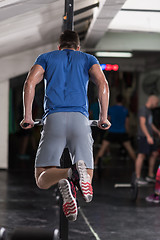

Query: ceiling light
(95, 52), (133, 58)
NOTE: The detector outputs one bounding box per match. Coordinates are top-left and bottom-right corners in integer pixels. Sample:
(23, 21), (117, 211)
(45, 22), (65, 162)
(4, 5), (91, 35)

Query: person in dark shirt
(135, 95), (160, 185)
(95, 94), (136, 166)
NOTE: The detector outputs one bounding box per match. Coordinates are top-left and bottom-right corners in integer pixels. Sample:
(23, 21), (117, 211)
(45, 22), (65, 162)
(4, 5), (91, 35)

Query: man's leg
(35, 166), (93, 194)
(64, 113), (94, 203)
(148, 151), (159, 177)
(35, 167), (69, 189)
(135, 153), (146, 178)
(87, 168), (93, 182)
(35, 166), (79, 221)
(122, 141), (136, 161)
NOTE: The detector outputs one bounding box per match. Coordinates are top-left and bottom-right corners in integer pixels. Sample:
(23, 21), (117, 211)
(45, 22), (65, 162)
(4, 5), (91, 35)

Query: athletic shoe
(145, 194), (160, 203)
(58, 178), (77, 221)
(136, 177), (148, 186)
(145, 176), (156, 183)
(76, 160), (93, 202)
(68, 161), (93, 202)
(68, 164), (79, 187)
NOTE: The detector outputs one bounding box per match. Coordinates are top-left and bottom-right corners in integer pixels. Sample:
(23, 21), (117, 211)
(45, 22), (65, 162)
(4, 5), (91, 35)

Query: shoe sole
(58, 179), (77, 221)
(145, 177), (156, 183)
(76, 160), (93, 203)
(137, 181), (148, 186)
(79, 180), (93, 202)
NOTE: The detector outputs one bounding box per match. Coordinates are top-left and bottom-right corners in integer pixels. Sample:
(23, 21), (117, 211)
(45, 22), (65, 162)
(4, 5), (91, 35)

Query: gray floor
(0, 159), (159, 240)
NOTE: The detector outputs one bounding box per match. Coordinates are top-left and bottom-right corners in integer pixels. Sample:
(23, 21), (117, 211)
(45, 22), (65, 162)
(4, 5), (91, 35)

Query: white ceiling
(0, 0), (63, 58)
(84, 0), (127, 48)
(0, 0), (99, 58)
(109, 0), (160, 33)
(0, 0), (160, 62)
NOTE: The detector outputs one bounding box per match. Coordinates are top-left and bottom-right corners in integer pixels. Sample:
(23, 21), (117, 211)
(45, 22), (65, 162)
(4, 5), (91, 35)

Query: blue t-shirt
(108, 105), (129, 133)
(34, 49), (99, 119)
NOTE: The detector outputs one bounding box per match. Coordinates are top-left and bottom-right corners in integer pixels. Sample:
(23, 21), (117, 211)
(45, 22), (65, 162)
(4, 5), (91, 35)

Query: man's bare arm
(89, 64), (111, 130)
(20, 64), (45, 129)
(140, 116), (154, 144)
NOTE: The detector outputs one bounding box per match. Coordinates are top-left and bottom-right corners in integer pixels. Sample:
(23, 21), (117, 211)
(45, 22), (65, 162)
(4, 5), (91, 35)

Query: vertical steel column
(63, 0), (74, 31)
(59, 196), (69, 240)
(58, 2), (74, 239)
(59, 148), (71, 240)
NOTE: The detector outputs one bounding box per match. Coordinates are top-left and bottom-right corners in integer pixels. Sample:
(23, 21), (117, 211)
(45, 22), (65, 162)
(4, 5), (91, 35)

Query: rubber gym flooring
(0, 157), (160, 240)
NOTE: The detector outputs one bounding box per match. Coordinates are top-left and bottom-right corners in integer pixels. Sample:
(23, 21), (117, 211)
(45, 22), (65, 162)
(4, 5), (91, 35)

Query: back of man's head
(59, 30), (80, 50)
(116, 94), (123, 103)
(147, 95), (159, 108)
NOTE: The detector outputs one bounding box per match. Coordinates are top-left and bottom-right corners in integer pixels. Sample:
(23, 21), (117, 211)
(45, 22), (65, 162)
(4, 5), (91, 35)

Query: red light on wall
(100, 64), (119, 71)
(105, 64), (112, 71)
(112, 64), (119, 71)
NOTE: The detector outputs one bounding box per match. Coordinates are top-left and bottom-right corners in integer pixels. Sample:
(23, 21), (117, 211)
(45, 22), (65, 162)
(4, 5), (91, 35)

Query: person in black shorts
(95, 94), (136, 166)
(135, 95), (160, 185)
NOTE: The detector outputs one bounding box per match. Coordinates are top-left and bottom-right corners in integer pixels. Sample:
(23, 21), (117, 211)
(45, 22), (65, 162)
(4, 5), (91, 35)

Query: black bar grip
(22, 123), (30, 128)
(90, 120), (98, 126)
(101, 123), (108, 128)
(22, 120), (42, 128)
(90, 120), (109, 128)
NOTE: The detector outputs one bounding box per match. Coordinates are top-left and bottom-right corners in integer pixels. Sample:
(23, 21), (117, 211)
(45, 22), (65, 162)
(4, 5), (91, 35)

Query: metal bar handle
(22, 120), (109, 128)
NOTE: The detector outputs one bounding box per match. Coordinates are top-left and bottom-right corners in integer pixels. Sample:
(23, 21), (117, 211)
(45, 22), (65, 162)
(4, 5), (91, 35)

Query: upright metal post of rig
(63, 0), (74, 31)
(59, 2), (74, 240)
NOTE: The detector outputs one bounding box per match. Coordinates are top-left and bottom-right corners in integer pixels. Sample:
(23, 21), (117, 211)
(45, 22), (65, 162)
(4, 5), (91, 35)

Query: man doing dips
(20, 30), (111, 221)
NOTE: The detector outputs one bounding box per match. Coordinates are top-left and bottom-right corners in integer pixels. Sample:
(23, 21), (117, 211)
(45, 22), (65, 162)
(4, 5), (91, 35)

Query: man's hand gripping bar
(22, 120), (42, 128)
(89, 120), (111, 129)
(22, 119), (111, 129)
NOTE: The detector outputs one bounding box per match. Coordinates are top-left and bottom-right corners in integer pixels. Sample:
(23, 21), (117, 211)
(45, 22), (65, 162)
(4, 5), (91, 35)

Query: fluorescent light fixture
(95, 52), (133, 58)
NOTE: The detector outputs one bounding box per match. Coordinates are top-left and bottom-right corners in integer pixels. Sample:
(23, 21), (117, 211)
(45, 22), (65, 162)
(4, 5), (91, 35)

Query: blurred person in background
(146, 165), (160, 203)
(135, 95), (160, 185)
(95, 94), (136, 167)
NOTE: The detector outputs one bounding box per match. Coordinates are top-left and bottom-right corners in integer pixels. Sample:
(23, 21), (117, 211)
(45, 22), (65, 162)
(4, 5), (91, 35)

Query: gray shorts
(35, 112), (94, 169)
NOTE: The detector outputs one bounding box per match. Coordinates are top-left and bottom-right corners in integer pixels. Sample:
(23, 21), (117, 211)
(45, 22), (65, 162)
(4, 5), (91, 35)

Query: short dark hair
(59, 30), (80, 49)
(116, 94), (123, 103)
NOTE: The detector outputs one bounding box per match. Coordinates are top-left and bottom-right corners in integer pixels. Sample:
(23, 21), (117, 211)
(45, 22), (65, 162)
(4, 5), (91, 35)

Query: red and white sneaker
(58, 178), (77, 221)
(76, 160), (93, 202)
